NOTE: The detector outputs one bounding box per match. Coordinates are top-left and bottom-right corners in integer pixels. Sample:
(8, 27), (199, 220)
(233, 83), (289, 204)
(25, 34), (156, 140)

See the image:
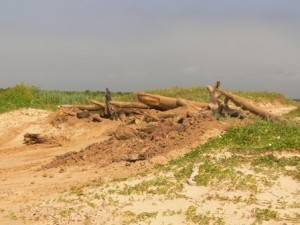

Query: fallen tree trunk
(59, 105), (102, 111)
(91, 100), (106, 109)
(91, 100), (149, 119)
(216, 88), (281, 121)
(77, 105), (102, 111)
(110, 101), (150, 109)
(137, 92), (208, 111)
(91, 100), (149, 109)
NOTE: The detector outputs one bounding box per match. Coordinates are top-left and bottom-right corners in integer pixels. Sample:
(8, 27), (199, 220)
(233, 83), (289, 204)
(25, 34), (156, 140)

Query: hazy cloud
(183, 66), (199, 75)
(0, 1), (299, 97)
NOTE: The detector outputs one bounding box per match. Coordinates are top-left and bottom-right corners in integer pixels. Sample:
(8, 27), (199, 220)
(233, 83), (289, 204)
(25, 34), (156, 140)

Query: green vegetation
(174, 120), (300, 161)
(0, 83), (295, 114)
(233, 90), (294, 105)
(185, 205), (225, 225)
(205, 121), (300, 153)
(58, 208), (75, 218)
(284, 105), (300, 119)
(251, 155), (300, 180)
(0, 84), (134, 113)
(253, 208), (279, 221)
(116, 176), (183, 196)
(170, 120), (300, 190)
(173, 154), (259, 192)
(147, 86), (209, 102)
(123, 211), (158, 224)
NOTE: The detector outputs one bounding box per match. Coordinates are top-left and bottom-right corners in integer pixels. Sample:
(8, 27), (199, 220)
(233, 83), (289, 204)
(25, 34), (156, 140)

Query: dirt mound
(44, 111), (230, 169)
(48, 106), (84, 128)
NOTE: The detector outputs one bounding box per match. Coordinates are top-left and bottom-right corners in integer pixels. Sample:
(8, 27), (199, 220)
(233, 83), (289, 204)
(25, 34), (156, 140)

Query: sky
(1, 0), (300, 98)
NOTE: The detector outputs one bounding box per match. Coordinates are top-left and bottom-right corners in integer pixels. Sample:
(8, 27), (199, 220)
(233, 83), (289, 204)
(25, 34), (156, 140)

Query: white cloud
(183, 66), (199, 75)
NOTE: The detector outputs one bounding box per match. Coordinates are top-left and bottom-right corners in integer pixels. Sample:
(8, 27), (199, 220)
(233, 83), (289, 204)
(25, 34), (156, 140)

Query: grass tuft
(253, 208), (279, 221)
(185, 205), (225, 225)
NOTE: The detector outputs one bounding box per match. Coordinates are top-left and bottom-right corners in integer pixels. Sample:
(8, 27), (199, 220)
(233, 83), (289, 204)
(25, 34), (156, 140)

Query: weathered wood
(91, 97), (148, 120)
(78, 105), (102, 111)
(106, 88), (112, 101)
(118, 112), (126, 122)
(157, 113), (186, 123)
(140, 111), (160, 122)
(157, 113), (180, 119)
(207, 83), (245, 119)
(176, 98), (207, 110)
(121, 154), (146, 162)
(216, 87), (281, 121)
(77, 110), (90, 119)
(90, 100), (106, 109)
(105, 88), (112, 117)
(116, 108), (145, 115)
(137, 92), (208, 111)
(59, 104), (102, 111)
(207, 85), (222, 112)
(24, 133), (47, 145)
(105, 88), (118, 120)
(63, 111), (76, 116)
(91, 100), (149, 110)
(110, 101), (150, 109)
(219, 105), (245, 119)
(92, 116), (102, 122)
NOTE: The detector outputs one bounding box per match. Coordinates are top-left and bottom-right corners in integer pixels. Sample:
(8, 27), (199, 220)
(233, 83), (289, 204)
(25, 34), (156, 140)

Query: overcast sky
(1, 1), (299, 98)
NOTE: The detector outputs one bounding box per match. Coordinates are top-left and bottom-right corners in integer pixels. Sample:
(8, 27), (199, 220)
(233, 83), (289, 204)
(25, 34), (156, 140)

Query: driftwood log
(216, 88), (281, 121)
(207, 85), (245, 119)
(109, 101), (149, 109)
(90, 100), (106, 109)
(91, 99), (149, 119)
(91, 100), (149, 109)
(207, 81), (281, 121)
(137, 92), (208, 111)
(77, 105), (102, 111)
(121, 154), (146, 163)
(59, 105), (102, 111)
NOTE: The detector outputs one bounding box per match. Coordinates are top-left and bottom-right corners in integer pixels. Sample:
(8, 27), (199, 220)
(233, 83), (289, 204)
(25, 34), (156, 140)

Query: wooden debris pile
(58, 81), (282, 124)
(207, 81), (281, 121)
(42, 81), (283, 168)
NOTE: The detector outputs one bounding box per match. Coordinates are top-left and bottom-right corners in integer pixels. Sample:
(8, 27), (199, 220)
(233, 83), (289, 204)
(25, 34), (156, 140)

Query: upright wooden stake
(105, 88), (118, 120)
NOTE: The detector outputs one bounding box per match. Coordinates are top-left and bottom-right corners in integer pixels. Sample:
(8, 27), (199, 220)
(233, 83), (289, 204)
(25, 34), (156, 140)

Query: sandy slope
(0, 106), (298, 225)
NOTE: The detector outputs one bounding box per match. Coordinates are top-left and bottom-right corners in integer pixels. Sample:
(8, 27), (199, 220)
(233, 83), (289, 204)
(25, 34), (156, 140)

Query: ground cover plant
(171, 120), (300, 180)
